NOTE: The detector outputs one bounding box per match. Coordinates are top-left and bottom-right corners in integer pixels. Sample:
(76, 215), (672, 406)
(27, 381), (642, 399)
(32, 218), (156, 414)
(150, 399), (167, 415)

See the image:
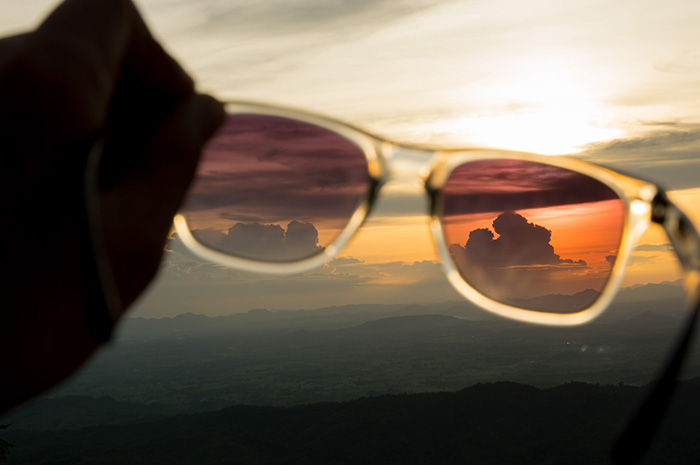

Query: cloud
(192, 220), (324, 261)
(329, 257), (365, 266)
(147, 0), (447, 99)
(168, 0), (439, 38)
(629, 254), (660, 266)
(635, 243), (673, 252)
(581, 126), (700, 159)
(578, 126), (700, 189)
(605, 254), (616, 267)
(442, 159), (619, 216)
(132, 240), (459, 318)
(182, 114), (370, 226)
(448, 211), (593, 306)
(450, 211), (586, 269)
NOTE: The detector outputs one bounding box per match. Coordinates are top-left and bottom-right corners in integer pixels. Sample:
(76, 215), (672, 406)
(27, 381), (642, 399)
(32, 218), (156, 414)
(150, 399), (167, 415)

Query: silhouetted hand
(0, 0), (225, 413)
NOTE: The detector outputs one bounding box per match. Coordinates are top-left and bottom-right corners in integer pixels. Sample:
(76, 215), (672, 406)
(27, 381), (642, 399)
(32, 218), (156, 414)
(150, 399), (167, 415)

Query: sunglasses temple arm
(611, 192), (700, 465)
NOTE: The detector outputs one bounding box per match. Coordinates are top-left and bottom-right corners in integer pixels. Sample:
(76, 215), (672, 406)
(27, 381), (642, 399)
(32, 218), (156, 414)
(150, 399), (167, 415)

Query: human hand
(0, 0), (224, 412)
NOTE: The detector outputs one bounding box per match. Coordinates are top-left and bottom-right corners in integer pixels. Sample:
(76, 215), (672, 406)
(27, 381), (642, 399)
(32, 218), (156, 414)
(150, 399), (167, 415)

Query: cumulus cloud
(193, 220), (323, 261)
(450, 211), (586, 269)
(448, 211), (591, 306)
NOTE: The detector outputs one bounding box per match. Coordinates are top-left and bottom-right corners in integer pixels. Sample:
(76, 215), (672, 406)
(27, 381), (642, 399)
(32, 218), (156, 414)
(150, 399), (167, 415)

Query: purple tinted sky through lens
(441, 160), (625, 313)
(182, 114), (370, 262)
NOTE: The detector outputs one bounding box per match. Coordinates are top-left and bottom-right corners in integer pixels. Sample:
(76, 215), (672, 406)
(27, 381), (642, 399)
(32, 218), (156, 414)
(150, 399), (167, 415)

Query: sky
(3, 0), (699, 317)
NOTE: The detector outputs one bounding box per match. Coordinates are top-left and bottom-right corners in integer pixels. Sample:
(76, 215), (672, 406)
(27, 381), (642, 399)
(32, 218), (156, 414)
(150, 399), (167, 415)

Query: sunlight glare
(424, 57), (623, 154)
(464, 107), (621, 155)
(421, 105), (623, 155)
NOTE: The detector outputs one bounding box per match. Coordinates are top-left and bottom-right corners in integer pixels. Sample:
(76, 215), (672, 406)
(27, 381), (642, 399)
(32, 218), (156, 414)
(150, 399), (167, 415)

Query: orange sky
(341, 186), (698, 287)
(132, 187), (693, 317)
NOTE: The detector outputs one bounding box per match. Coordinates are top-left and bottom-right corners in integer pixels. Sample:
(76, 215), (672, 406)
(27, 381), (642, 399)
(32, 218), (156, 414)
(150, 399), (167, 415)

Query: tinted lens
(440, 160), (625, 313)
(181, 114), (371, 262)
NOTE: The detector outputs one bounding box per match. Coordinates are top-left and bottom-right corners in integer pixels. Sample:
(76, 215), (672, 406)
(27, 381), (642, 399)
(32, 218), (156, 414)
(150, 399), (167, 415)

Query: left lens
(439, 159), (625, 313)
(181, 114), (371, 262)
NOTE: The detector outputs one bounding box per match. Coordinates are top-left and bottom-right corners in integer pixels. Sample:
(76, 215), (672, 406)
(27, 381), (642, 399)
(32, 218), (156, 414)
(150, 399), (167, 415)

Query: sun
(422, 57), (624, 155)
(455, 106), (623, 155)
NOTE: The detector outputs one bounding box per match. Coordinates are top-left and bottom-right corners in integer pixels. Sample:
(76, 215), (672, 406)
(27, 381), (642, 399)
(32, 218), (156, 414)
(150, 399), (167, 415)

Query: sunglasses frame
(171, 101), (700, 463)
(174, 100), (699, 328)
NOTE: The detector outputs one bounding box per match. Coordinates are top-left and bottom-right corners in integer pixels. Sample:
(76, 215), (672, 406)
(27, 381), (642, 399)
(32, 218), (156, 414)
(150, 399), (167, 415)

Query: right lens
(181, 114), (371, 262)
(440, 159), (626, 313)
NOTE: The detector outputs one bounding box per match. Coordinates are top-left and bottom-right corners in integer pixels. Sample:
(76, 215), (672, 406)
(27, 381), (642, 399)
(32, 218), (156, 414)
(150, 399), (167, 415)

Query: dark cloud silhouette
(450, 211), (586, 269)
(442, 160), (620, 216)
(605, 254), (617, 267)
(449, 211), (595, 311)
(193, 220), (324, 262)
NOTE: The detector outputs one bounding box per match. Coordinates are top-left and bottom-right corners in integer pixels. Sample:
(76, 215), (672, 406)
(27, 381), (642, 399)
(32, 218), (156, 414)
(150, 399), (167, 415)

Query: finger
(131, 93), (225, 218)
(3, 0), (194, 149)
(36, 0), (193, 101)
(98, 93), (225, 308)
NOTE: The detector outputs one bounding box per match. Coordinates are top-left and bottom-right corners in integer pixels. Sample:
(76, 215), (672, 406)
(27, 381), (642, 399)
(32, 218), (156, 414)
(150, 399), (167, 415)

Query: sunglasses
(170, 102), (699, 463)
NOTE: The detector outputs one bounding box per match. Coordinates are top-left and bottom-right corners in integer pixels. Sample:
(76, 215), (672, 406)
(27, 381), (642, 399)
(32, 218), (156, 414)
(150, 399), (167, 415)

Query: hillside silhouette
(4, 380), (700, 464)
(3, 284), (695, 463)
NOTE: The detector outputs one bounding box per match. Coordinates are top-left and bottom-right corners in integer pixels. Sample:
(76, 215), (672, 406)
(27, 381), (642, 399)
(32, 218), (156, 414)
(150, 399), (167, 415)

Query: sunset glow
(429, 108), (623, 155)
(4, 0), (696, 316)
(182, 113), (370, 262)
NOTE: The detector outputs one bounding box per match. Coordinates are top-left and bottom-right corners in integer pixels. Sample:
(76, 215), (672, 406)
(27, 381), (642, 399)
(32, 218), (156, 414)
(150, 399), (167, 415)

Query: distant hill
(4, 380), (700, 465)
(33, 282), (696, 416)
(115, 280), (685, 342)
(114, 302), (493, 341)
(513, 288), (601, 313)
(616, 279), (684, 303)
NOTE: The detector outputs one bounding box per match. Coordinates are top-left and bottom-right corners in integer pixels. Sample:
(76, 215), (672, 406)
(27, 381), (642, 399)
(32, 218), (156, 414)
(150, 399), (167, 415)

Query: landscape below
(3, 280), (699, 464)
